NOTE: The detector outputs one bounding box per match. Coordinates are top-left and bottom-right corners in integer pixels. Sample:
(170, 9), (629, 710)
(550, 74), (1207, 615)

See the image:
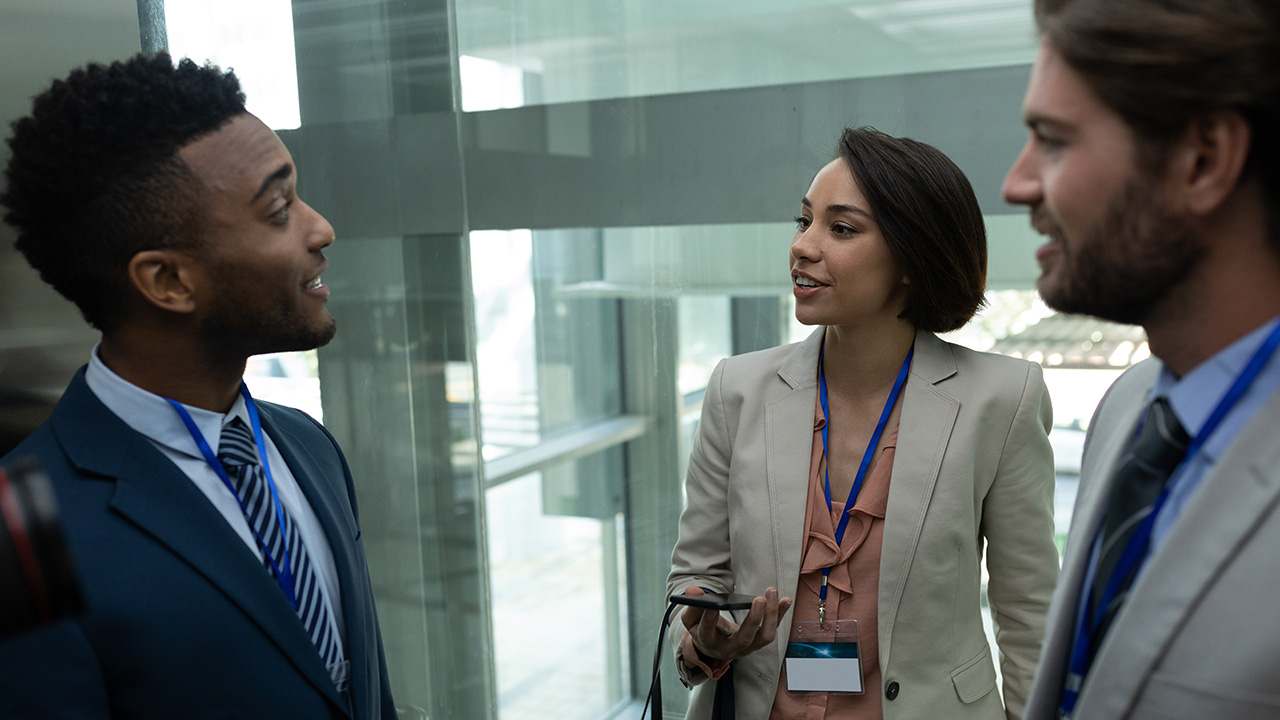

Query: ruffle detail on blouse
(798, 415), (896, 597)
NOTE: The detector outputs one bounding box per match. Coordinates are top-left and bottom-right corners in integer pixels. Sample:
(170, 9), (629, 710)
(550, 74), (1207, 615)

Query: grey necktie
(1089, 397), (1189, 655)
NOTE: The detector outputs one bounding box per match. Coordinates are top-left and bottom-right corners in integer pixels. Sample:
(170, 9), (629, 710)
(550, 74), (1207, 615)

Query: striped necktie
(218, 417), (348, 691)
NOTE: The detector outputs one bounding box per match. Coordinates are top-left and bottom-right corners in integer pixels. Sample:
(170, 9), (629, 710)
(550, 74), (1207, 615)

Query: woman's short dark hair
(1036, 0), (1280, 245)
(1, 53), (247, 331)
(836, 127), (987, 334)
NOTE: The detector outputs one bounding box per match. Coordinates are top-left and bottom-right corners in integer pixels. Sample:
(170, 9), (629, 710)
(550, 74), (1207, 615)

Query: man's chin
(1036, 277), (1085, 316)
(246, 321), (337, 356)
(1035, 272), (1066, 312)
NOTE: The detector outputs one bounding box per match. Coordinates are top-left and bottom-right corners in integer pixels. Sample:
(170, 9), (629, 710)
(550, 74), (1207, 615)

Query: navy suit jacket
(0, 368), (397, 719)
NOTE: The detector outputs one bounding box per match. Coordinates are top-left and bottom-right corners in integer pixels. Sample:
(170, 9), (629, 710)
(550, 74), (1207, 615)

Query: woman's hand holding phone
(678, 585), (793, 665)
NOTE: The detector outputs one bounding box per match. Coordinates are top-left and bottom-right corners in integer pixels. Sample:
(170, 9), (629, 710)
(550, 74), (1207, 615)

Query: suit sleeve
(0, 620), (109, 719)
(665, 358), (736, 687)
(981, 362), (1059, 720)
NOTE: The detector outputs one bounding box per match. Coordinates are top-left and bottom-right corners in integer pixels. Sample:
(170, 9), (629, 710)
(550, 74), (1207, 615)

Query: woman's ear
(127, 249), (200, 314)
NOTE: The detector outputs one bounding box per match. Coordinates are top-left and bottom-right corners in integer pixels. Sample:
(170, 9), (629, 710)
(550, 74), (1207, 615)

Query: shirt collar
(85, 344), (250, 460)
(1152, 317), (1280, 458)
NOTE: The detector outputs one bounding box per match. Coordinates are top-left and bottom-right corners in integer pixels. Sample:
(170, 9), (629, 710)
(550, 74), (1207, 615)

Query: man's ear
(127, 249), (200, 314)
(1171, 110), (1252, 217)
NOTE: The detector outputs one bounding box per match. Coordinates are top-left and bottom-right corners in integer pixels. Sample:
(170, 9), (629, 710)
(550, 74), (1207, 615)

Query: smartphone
(669, 590), (757, 611)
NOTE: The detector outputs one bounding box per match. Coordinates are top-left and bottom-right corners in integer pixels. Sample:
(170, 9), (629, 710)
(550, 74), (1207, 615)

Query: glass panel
(164, 0), (302, 129)
(471, 228), (632, 718)
(455, 0), (1037, 107)
(486, 467), (625, 720)
(244, 350), (323, 422)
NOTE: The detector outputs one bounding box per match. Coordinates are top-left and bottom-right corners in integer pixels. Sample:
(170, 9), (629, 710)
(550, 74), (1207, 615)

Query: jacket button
(885, 681), (900, 700)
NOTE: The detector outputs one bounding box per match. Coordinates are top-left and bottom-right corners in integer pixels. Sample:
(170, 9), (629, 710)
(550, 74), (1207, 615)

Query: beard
(198, 262), (337, 360)
(1035, 178), (1203, 326)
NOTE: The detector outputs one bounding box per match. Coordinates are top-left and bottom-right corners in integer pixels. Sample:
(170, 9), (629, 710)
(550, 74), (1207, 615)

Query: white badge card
(784, 619), (864, 694)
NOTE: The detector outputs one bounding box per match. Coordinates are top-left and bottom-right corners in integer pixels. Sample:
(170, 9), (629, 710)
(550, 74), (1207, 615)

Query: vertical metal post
(619, 296), (686, 714)
(135, 0), (167, 53)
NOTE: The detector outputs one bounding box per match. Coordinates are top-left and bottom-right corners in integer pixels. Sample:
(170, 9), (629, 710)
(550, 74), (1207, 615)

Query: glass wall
(0, 1), (1149, 719)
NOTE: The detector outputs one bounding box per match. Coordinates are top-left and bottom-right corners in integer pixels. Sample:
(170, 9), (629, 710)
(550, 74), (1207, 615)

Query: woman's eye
(793, 215), (811, 230)
(833, 224), (856, 235)
(272, 201), (293, 223)
(1036, 134), (1065, 153)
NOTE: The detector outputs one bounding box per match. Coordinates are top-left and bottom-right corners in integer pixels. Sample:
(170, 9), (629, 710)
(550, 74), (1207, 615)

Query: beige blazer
(668, 328), (1059, 720)
(1024, 358), (1280, 719)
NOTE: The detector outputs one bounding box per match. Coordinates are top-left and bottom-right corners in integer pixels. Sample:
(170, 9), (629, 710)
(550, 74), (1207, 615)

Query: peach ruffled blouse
(768, 387), (899, 720)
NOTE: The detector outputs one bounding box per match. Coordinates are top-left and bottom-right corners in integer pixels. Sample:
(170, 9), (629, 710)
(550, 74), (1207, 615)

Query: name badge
(784, 619), (864, 694)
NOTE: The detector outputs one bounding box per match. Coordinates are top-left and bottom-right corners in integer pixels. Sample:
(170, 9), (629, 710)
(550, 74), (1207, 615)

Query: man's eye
(1036, 134), (1065, 152)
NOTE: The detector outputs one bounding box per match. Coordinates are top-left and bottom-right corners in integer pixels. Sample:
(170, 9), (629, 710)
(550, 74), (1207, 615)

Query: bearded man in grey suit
(1000, 0), (1280, 718)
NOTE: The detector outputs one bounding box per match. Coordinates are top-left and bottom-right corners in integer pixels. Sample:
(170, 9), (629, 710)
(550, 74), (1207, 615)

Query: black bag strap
(643, 597), (737, 720)
(711, 664), (735, 720)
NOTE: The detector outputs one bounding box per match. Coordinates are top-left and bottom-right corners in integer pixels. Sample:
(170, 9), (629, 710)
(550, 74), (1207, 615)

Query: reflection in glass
(164, 0), (301, 129)
(455, 0), (1037, 108)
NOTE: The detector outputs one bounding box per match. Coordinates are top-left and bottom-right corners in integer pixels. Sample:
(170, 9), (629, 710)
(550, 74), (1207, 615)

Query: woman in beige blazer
(667, 128), (1059, 720)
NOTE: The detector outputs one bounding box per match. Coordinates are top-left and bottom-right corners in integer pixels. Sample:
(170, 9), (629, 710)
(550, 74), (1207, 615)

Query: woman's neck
(821, 320), (916, 402)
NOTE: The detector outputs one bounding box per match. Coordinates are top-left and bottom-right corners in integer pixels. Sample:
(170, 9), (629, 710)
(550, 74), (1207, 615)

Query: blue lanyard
(1061, 320), (1280, 716)
(817, 342), (914, 604)
(167, 384), (298, 610)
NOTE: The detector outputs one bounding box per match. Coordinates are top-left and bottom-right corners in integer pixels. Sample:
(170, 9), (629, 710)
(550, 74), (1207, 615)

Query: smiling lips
(792, 272), (828, 299)
(304, 276), (323, 291)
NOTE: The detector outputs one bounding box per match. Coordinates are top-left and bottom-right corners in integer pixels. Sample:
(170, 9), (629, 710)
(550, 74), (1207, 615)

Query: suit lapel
(1028, 363), (1153, 715)
(766, 330), (823, 666)
(258, 403), (368, 712)
(1064, 369), (1151, 572)
(51, 374), (345, 710)
(1077, 387), (1280, 718)
(877, 330), (958, 670)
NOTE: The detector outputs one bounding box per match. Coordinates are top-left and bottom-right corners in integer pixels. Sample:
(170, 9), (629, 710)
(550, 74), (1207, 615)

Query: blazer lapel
(766, 329), (823, 666)
(877, 330), (958, 670)
(51, 374), (345, 710)
(258, 404), (367, 711)
(1030, 363), (1153, 711)
(1077, 387), (1280, 718)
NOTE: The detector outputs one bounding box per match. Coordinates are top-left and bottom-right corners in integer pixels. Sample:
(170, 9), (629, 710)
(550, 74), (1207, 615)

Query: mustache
(1029, 207), (1059, 237)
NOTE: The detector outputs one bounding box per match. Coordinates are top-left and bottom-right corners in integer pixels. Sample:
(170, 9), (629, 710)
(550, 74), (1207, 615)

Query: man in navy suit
(0, 53), (398, 718)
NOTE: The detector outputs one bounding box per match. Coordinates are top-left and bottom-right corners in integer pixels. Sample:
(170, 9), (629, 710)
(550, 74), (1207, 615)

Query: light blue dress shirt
(83, 345), (347, 645)
(1149, 316), (1280, 550)
(1077, 317), (1280, 606)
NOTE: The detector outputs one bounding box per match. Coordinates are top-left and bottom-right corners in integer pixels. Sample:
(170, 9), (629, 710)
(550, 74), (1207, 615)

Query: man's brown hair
(1036, 0), (1280, 242)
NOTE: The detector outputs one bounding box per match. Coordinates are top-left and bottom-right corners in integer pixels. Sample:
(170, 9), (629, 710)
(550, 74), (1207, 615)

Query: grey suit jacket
(1025, 358), (1280, 719)
(668, 329), (1058, 720)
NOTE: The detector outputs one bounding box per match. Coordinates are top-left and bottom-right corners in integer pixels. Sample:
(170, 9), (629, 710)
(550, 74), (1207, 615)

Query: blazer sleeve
(665, 358), (737, 686)
(981, 362), (1059, 720)
(0, 620), (109, 719)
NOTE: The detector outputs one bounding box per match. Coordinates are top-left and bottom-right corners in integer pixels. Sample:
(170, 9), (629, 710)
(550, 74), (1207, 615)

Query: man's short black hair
(1, 52), (247, 331)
